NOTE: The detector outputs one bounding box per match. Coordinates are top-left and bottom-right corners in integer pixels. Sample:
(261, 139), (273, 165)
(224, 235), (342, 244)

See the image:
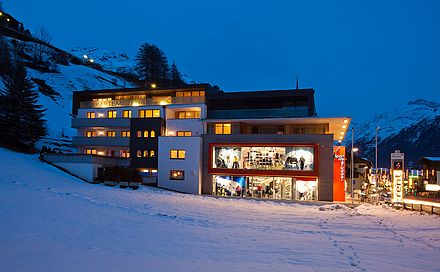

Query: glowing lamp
(83, 55), (88, 59)
(151, 83), (157, 88)
(352, 147), (359, 152)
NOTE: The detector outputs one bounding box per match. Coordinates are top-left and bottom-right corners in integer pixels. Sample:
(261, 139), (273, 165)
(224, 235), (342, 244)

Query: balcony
(208, 107), (310, 119)
(72, 118), (130, 128)
(72, 136), (130, 147)
(79, 96), (206, 109)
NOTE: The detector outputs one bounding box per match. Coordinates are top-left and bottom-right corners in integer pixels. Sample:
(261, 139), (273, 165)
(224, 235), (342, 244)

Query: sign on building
(333, 146), (346, 202)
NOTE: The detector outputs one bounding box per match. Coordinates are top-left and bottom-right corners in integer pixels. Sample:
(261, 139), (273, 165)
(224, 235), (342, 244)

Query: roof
(420, 157), (440, 162)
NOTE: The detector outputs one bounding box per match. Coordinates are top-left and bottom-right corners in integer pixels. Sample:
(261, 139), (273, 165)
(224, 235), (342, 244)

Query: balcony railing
(80, 96), (206, 109)
(72, 136), (130, 147)
(72, 118), (131, 128)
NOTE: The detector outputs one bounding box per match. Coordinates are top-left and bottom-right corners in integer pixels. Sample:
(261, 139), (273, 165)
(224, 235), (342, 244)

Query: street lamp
(351, 126), (359, 204)
(375, 127), (380, 204)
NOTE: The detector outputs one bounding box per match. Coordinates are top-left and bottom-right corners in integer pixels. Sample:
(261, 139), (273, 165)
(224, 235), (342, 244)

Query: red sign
(333, 146), (346, 202)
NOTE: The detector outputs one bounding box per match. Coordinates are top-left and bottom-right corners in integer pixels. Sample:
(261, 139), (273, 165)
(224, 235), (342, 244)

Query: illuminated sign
(333, 146), (346, 202)
(392, 170), (403, 202)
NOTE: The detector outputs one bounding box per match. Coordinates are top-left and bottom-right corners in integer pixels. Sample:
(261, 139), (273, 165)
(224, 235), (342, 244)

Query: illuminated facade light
(7, 18), (10, 22)
(97, 113), (104, 118)
(343, 119), (348, 123)
(340, 131), (344, 135)
(0, 12), (3, 16)
(352, 147), (359, 152)
(342, 125), (347, 129)
(97, 131), (105, 136)
(159, 101), (167, 105)
(89, 59), (94, 63)
(83, 55), (88, 59)
(151, 83), (157, 88)
(132, 102), (140, 107)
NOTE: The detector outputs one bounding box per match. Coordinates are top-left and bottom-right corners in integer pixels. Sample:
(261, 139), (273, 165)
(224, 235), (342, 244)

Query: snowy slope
(70, 47), (135, 75)
(1, 147), (439, 272)
(1, 36), (136, 151)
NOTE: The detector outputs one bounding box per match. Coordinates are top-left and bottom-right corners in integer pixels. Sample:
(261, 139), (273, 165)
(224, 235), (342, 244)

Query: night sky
(4, 0), (440, 122)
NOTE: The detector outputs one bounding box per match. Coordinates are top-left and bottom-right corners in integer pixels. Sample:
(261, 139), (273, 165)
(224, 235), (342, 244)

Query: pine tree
(0, 60), (47, 151)
(170, 60), (186, 86)
(134, 43), (170, 85)
(0, 37), (12, 76)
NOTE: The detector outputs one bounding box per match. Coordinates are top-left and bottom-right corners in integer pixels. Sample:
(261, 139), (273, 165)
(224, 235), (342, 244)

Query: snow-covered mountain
(345, 99), (440, 167)
(1, 32), (136, 151)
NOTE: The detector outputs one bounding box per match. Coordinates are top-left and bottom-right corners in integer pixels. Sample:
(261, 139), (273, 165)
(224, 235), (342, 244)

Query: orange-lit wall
(333, 146), (346, 202)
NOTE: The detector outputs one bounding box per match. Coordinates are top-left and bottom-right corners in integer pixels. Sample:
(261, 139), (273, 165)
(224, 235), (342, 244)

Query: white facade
(158, 136), (202, 194)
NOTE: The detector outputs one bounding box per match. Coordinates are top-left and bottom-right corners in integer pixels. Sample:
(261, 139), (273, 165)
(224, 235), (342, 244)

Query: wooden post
(420, 204), (423, 212)
(411, 203), (414, 211)
(431, 205), (434, 215)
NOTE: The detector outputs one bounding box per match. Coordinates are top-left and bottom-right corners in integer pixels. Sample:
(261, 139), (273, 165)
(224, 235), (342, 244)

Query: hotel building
(70, 84), (350, 201)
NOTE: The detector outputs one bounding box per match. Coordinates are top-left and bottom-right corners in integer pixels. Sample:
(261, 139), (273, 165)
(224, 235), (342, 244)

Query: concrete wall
(44, 154), (130, 182)
(201, 134), (334, 201)
(158, 136), (202, 194)
(166, 119), (205, 136)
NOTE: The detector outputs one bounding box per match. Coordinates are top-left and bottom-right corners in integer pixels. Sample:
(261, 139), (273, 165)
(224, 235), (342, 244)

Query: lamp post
(351, 127), (359, 204)
(375, 127), (380, 204)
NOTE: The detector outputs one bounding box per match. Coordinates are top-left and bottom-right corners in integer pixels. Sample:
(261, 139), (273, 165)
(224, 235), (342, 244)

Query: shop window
(136, 150), (142, 158)
(150, 130), (156, 137)
(120, 150), (130, 158)
(215, 123), (231, 135)
(177, 131), (192, 137)
(143, 130), (149, 138)
(87, 112), (95, 118)
(170, 149), (186, 159)
(170, 170), (184, 180)
(107, 110), (117, 118)
(121, 131), (130, 137)
(138, 109), (160, 118)
(122, 110), (132, 118)
(85, 131), (96, 137)
(212, 145), (315, 171)
(150, 150), (155, 158)
(143, 150), (149, 158)
(137, 131), (142, 138)
(106, 131), (116, 137)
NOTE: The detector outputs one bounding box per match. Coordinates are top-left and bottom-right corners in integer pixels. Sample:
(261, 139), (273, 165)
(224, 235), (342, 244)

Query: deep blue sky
(4, 0), (440, 121)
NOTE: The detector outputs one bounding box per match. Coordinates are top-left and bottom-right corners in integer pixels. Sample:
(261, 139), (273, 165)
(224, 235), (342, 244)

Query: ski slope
(0, 147), (439, 272)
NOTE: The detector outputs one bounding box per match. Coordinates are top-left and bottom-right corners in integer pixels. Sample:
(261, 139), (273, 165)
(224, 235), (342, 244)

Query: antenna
(296, 74), (299, 90)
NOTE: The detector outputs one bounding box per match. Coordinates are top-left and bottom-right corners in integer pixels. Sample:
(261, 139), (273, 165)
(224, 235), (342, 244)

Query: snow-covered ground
(1, 147), (439, 272)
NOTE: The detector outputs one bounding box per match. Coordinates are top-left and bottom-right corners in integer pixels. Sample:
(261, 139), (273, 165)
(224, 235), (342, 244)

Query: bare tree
(33, 26), (52, 62)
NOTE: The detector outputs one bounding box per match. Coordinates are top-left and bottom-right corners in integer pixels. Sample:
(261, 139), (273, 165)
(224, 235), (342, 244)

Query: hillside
(1, 28), (136, 151)
(345, 99), (440, 167)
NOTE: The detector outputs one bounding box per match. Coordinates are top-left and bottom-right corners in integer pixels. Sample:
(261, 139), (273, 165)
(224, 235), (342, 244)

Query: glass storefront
(213, 175), (318, 201)
(212, 146), (315, 171)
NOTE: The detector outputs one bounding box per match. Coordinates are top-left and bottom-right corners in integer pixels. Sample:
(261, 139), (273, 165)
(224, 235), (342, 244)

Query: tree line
(134, 42), (186, 87)
(0, 37), (47, 152)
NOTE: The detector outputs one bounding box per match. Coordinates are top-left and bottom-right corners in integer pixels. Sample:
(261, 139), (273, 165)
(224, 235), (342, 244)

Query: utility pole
(351, 127), (354, 204)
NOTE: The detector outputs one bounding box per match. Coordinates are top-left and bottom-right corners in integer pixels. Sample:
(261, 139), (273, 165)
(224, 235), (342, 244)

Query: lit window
(86, 149), (97, 155)
(121, 131), (130, 137)
(170, 170), (184, 180)
(138, 109), (161, 118)
(143, 131), (149, 138)
(122, 110), (131, 118)
(120, 150), (130, 158)
(85, 131), (96, 137)
(143, 150), (149, 158)
(176, 111), (200, 119)
(177, 131), (192, 137)
(87, 112), (95, 118)
(215, 123), (231, 134)
(107, 131), (116, 137)
(150, 150), (155, 157)
(170, 149), (186, 159)
(136, 150), (142, 158)
(137, 131), (142, 138)
(150, 130), (156, 137)
(107, 110), (117, 118)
